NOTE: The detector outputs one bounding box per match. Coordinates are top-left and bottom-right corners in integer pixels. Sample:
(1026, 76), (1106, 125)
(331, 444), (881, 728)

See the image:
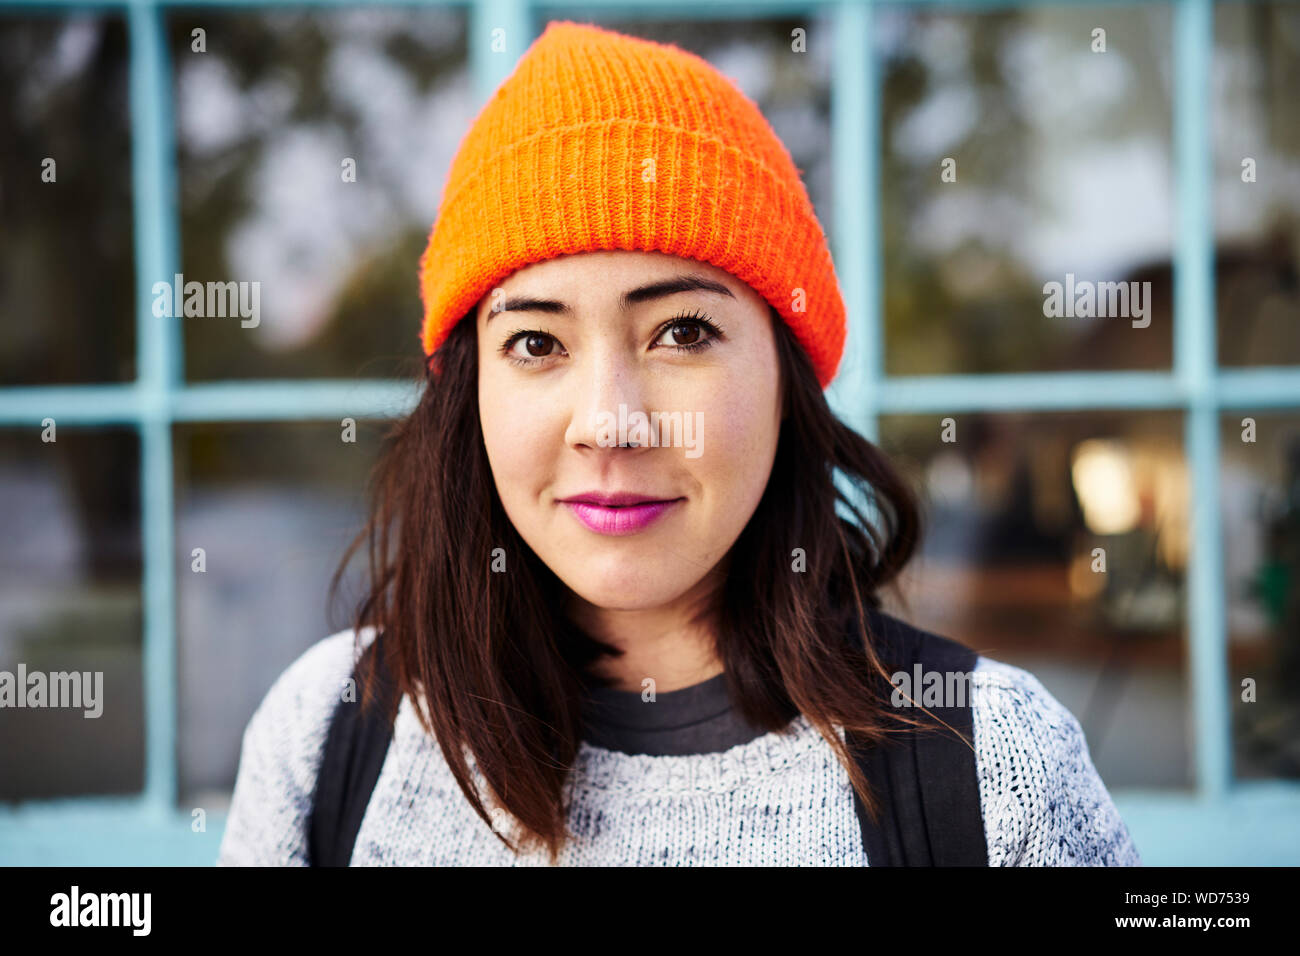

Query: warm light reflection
(1071, 439), (1140, 534)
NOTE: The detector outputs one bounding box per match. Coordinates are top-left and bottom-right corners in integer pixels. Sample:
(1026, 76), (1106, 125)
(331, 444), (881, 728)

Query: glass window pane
(174, 419), (392, 807)
(169, 9), (470, 381)
(0, 428), (143, 800)
(0, 15), (135, 385)
(1221, 412), (1300, 780)
(537, 14), (835, 239)
(878, 410), (1191, 789)
(1213, 1), (1300, 367)
(878, 6), (1176, 375)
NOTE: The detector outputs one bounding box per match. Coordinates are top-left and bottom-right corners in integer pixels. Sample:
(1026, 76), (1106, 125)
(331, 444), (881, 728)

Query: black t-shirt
(578, 669), (768, 756)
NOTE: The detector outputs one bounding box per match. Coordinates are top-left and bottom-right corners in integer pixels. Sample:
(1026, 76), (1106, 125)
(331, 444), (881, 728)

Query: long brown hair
(331, 303), (954, 864)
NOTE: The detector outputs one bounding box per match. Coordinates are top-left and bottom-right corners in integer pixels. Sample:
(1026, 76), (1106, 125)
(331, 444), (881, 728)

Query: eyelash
(498, 308), (726, 368)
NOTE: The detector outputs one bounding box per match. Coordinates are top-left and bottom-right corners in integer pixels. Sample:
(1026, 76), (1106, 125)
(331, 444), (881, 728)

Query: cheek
(478, 373), (557, 513)
(687, 352), (782, 530)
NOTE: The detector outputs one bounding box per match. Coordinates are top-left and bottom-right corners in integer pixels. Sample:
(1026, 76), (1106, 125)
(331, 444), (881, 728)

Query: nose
(564, 349), (653, 453)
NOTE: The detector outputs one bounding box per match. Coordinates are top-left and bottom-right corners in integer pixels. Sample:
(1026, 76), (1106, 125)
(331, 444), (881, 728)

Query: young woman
(217, 20), (1141, 867)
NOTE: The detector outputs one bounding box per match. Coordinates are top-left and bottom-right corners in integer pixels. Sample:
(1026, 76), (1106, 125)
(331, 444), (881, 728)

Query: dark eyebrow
(486, 273), (735, 322)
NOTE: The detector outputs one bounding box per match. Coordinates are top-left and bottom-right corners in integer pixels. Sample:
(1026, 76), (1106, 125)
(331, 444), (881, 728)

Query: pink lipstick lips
(558, 491), (683, 536)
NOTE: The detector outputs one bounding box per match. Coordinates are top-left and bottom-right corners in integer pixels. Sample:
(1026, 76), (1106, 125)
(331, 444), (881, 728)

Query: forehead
(475, 251), (745, 316)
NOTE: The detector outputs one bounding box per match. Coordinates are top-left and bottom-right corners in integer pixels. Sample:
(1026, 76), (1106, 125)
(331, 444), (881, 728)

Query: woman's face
(475, 250), (782, 613)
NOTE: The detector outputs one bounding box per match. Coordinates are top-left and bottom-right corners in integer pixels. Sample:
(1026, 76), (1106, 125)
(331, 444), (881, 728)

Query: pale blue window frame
(1, 0), (1298, 865)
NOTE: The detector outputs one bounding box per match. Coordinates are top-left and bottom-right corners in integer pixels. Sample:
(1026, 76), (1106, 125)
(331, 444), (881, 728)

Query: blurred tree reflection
(0, 16), (134, 387)
(167, 9), (467, 380)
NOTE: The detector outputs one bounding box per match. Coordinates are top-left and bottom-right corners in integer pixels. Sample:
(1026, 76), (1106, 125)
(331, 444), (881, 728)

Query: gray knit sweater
(216, 627), (1142, 866)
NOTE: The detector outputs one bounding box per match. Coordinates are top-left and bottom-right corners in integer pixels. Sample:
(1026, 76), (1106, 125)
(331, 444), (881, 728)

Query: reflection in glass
(174, 419), (392, 806)
(878, 411), (1190, 788)
(0, 429), (143, 801)
(1213, 1), (1300, 367)
(878, 6), (1176, 375)
(0, 15), (135, 385)
(170, 9), (470, 381)
(1221, 412), (1300, 779)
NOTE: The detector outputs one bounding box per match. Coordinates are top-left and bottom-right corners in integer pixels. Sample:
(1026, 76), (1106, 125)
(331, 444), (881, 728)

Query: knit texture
(417, 20), (848, 388)
(216, 628), (1142, 866)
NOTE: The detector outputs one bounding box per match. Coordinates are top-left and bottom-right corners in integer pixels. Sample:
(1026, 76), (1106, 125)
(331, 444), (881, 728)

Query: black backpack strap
(846, 608), (987, 866)
(308, 633), (400, 867)
(305, 616), (985, 866)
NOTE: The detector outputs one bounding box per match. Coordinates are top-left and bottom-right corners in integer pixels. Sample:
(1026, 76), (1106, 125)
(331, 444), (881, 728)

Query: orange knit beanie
(418, 20), (847, 388)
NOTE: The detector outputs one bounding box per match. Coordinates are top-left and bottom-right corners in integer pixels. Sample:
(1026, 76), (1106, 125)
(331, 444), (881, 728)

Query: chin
(553, 553), (693, 612)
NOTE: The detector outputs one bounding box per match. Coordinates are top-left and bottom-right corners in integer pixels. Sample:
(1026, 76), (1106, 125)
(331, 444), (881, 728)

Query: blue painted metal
(1216, 368), (1300, 408)
(1, 0), (466, 7)
(472, 0), (529, 98)
(6, 371), (1300, 424)
(6, 0), (1234, 10)
(532, 0), (831, 18)
(1174, 0), (1230, 801)
(1111, 785), (1300, 866)
(168, 381), (421, 420)
(0, 385), (145, 424)
(129, 0), (182, 816)
(1, 0), (1299, 866)
(826, 1), (882, 529)
(0, 382), (420, 423)
(534, 0), (1162, 13)
(876, 371), (1187, 413)
(826, 0), (875, 443)
(0, 800), (226, 866)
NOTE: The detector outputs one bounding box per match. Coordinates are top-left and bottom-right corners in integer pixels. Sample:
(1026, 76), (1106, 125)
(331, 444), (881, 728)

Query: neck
(567, 569), (726, 693)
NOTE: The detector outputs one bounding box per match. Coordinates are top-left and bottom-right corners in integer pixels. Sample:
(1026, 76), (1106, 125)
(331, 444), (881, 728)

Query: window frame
(1, 0), (1298, 865)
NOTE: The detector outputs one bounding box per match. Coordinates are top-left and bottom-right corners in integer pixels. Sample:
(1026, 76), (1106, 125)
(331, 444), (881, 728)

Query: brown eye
(668, 322), (700, 346)
(501, 328), (567, 365)
(505, 331), (559, 360)
(524, 333), (553, 357)
(652, 315), (719, 352)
